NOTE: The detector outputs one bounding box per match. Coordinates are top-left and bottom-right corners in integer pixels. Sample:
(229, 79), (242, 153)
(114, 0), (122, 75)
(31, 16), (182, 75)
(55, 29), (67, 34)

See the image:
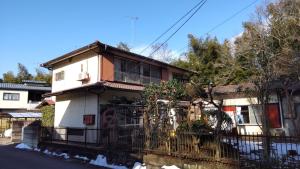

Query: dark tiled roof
(213, 83), (256, 94)
(0, 83), (51, 91)
(41, 41), (193, 73)
(103, 81), (144, 91)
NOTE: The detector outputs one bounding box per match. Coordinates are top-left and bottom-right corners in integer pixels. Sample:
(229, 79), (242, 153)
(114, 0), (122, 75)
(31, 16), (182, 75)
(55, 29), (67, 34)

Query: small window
(236, 106), (250, 124)
(55, 71), (64, 81)
(83, 115), (95, 125)
(3, 93), (20, 101)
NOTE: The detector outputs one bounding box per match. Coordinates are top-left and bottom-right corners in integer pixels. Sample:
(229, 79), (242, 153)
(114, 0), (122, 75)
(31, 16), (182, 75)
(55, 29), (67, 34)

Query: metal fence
(40, 127), (300, 168)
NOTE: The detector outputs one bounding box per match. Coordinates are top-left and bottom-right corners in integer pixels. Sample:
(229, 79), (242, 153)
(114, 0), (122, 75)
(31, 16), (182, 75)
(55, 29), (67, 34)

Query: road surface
(0, 144), (105, 169)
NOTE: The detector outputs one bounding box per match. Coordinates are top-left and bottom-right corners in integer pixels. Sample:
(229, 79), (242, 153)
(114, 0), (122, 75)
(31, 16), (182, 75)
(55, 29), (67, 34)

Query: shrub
(40, 105), (54, 127)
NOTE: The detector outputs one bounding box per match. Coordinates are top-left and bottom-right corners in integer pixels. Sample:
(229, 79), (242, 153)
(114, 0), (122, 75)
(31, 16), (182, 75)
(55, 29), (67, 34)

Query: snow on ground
(161, 165), (180, 169)
(223, 138), (300, 161)
(90, 154), (128, 169)
(34, 148), (41, 152)
(15, 143), (32, 150)
(132, 162), (146, 169)
(74, 155), (89, 161)
(43, 149), (70, 159)
(16, 145), (179, 169)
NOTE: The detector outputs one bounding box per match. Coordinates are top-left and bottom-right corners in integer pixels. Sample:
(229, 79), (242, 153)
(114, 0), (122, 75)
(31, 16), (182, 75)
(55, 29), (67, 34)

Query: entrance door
(266, 103), (281, 128)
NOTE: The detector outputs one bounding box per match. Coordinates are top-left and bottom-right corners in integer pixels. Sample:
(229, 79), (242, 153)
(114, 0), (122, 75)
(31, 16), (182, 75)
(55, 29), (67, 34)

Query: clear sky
(0, 0), (263, 77)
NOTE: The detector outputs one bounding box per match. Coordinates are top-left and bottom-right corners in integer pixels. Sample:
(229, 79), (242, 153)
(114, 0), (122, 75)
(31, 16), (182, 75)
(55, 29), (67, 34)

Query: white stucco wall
(51, 52), (100, 92)
(54, 92), (98, 128)
(223, 94), (278, 106)
(0, 90), (28, 109)
(237, 125), (262, 135)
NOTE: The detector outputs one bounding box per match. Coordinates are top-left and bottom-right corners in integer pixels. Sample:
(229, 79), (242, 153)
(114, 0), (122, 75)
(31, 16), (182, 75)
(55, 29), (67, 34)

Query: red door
(266, 104), (281, 128)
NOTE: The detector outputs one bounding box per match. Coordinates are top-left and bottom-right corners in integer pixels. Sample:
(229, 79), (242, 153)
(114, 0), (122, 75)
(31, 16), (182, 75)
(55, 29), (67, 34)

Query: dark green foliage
(2, 63), (52, 84)
(41, 105), (54, 127)
(191, 120), (212, 133)
(143, 80), (187, 132)
(173, 35), (236, 86)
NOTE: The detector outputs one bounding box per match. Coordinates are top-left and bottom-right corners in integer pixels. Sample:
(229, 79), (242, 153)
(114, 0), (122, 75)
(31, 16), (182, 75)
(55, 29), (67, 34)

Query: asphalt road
(0, 144), (104, 169)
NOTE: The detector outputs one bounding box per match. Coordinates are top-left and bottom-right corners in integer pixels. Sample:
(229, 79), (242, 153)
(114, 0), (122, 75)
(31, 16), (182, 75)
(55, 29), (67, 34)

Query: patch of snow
(43, 149), (52, 155)
(223, 138), (300, 161)
(74, 155), (89, 161)
(42, 149), (70, 159)
(4, 128), (12, 137)
(15, 143), (32, 150)
(34, 148), (41, 152)
(132, 162), (146, 169)
(161, 165), (180, 169)
(57, 153), (70, 159)
(90, 154), (127, 169)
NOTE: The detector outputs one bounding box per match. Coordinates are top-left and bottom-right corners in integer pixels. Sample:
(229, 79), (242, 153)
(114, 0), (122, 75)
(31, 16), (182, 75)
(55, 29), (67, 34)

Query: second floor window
(114, 57), (161, 84)
(55, 71), (64, 81)
(3, 93), (20, 101)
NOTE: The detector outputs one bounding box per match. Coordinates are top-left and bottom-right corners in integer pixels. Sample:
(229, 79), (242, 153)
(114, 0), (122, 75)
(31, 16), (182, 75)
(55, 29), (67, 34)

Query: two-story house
(0, 80), (51, 134)
(41, 41), (190, 142)
(0, 80), (51, 113)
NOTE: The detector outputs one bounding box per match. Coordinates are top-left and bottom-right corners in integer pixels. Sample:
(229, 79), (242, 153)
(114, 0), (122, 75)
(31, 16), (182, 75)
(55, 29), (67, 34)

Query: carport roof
(7, 112), (42, 118)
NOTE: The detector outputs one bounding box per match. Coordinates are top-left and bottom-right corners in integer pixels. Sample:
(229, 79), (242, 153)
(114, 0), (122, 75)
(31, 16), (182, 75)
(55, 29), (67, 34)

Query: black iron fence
(40, 127), (300, 168)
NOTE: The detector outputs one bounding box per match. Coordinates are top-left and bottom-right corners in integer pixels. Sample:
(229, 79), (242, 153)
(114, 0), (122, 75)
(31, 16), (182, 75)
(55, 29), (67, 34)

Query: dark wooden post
(85, 127), (87, 147)
(66, 127), (69, 144)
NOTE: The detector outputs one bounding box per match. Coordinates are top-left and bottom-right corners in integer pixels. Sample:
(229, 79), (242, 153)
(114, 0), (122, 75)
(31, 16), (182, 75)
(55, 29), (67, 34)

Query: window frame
(114, 56), (162, 85)
(55, 71), (65, 81)
(3, 93), (20, 101)
(236, 105), (251, 125)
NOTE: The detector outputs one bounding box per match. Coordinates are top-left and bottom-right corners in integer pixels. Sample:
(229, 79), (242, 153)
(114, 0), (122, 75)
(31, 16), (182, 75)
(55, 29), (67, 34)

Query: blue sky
(0, 0), (262, 77)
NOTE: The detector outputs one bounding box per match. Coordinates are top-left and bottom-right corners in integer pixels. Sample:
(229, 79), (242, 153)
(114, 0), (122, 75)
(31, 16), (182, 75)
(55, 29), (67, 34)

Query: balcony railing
(114, 71), (161, 85)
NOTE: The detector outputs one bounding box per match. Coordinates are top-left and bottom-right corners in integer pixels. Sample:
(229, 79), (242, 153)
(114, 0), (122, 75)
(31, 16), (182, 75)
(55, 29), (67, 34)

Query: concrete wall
(51, 51), (100, 92)
(0, 90), (28, 109)
(54, 92), (98, 128)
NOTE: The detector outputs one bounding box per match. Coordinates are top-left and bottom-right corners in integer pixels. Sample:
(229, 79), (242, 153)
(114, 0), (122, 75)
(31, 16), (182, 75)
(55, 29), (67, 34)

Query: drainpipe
(277, 90), (284, 130)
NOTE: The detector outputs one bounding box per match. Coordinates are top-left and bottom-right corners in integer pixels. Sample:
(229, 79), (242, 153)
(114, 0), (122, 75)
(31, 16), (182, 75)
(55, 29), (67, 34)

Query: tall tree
(3, 71), (17, 83)
(34, 68), (52, 84)
(173, 35), (235, 85)
(117, 42), (131, 52)
(232, 0), (300, 160)
(16, 63), (33, 83)
(150, 43), (174, 63)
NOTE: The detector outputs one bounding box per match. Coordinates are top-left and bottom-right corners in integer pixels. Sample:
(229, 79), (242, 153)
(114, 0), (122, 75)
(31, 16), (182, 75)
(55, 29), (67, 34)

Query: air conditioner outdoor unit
(78, 72), (89, 81)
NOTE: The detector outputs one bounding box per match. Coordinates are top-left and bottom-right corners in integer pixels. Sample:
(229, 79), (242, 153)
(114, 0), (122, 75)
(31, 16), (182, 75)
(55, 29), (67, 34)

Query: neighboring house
(0, 80), (51, 136)
(0, 80), (51, 113)
(41, 41), (190, 142)
(212, 83), (300, 136)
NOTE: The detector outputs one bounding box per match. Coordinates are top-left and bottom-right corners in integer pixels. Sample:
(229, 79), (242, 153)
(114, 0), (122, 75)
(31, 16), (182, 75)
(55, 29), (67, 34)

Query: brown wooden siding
(101, 54), (114, 81)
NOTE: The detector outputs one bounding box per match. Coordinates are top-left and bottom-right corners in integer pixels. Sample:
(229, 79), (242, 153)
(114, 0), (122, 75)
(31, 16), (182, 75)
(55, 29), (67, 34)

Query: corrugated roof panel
(8, 112), (42, 118)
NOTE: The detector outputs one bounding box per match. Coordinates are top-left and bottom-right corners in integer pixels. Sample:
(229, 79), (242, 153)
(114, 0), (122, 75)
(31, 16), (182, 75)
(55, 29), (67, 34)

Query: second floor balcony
(114, 71), (161, 85)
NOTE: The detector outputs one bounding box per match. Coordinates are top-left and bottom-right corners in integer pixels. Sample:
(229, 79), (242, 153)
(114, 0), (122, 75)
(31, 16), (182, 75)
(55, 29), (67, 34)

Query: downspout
(277, 90), (284, 130)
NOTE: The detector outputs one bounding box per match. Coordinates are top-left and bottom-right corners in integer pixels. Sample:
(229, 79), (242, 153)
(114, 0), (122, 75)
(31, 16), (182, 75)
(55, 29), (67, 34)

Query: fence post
(84, 127), (87, 147)
(51, 127), (54, 143)
(66, 127), (69, 144)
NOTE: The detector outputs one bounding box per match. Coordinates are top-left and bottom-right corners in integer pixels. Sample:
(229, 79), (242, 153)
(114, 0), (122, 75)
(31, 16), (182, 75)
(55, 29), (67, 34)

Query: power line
(104, 0), (207, 82)
(178, 0), (259, 54)
(148, 0), (207, 57)
(139, 0), (207, 54)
